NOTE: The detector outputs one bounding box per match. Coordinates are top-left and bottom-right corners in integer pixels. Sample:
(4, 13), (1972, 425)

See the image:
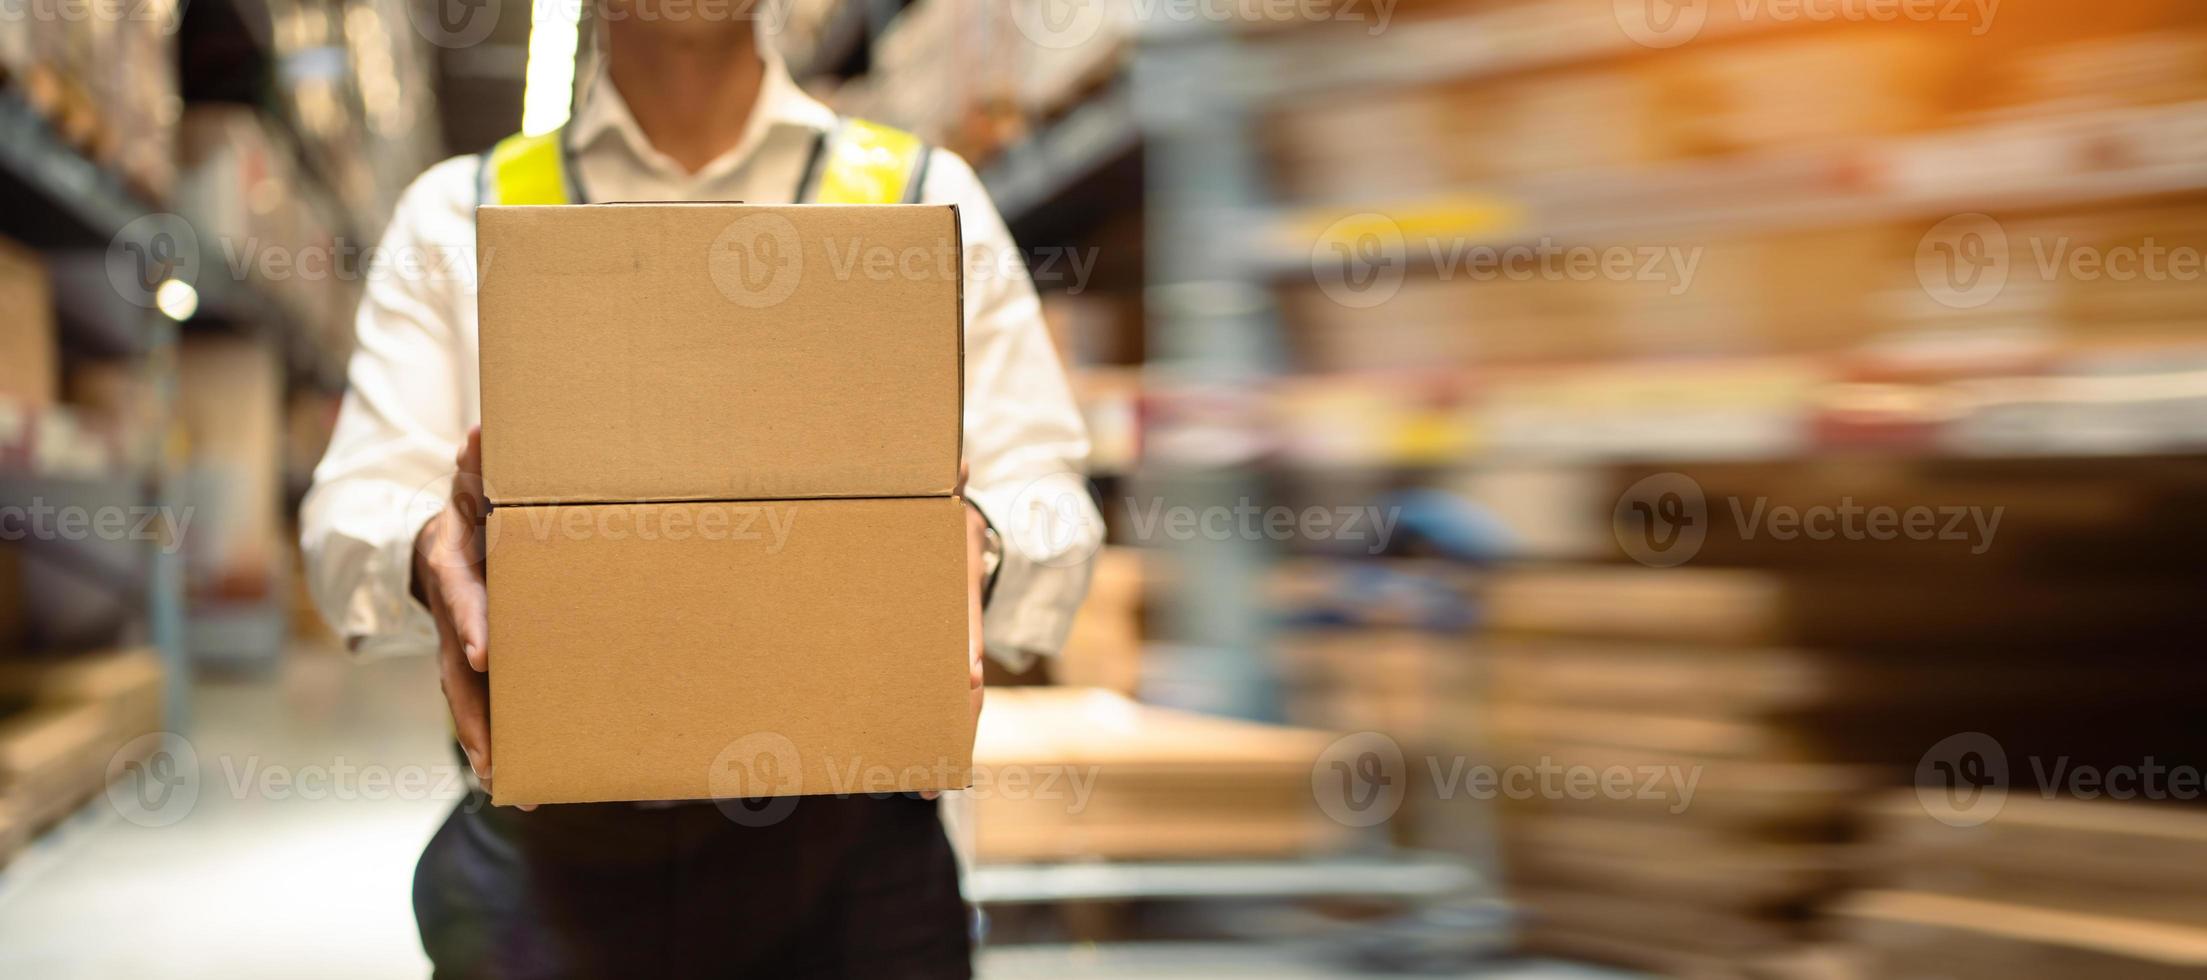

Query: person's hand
(923, 463), (990, 801)
(413, 426), (531, 809)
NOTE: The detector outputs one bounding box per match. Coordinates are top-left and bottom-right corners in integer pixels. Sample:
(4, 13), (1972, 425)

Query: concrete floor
(0, 644), (1627, 979)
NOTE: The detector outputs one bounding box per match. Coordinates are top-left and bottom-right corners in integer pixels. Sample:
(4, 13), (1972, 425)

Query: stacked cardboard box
(1841, 794), (2207, 977)
(176, 106), (354, 341)
(176, 336), (286, 603)
(1482, 570), (1871, 972)
(970, 687), (1343, 862)
(0, 235), (57, 409)
(0, 647), (165, 767)
(0, 703), (108, 833)
(0, 799), (22, 868)
(1481, 553), (2207, 973)
(1653, 32), (1966, 159)
(476, 203), (975, 807)
(0, 0), (178, 193)
(1053, 547), (1143, 696)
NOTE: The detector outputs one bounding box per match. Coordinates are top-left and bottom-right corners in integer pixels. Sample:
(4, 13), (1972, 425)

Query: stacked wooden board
(1840, 793), (2207, 978)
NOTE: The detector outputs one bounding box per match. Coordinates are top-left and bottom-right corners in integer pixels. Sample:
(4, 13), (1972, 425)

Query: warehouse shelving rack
(0, 89), (192, 728)
(2, 59), (359, 723)
(917, 13), (1511, 947)
(1200, 11), (2207, 974)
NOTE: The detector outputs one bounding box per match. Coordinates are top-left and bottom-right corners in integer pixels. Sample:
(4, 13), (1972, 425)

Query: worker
(299, 4), (1101, 975)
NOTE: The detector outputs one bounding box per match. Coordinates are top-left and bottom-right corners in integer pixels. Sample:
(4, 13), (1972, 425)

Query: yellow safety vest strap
(483, 130), (572, 206)
(810, 118), (929, 205)
(482, 117), (927, 207)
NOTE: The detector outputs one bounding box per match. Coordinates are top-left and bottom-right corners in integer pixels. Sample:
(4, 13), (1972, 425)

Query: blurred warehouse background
(4, 0), (2207, 976)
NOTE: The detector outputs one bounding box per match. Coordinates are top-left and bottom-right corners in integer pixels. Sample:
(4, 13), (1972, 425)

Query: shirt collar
(566, 26), (839, 182)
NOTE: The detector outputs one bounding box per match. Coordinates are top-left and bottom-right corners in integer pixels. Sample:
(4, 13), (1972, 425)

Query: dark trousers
(413, 789), (972, 979)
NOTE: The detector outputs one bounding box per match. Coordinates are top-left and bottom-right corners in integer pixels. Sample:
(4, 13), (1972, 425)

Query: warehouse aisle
(0, 644), (1626, 980)
(0, 646), (450, 978)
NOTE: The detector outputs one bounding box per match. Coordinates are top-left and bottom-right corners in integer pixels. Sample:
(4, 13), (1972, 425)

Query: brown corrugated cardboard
(0, 235), (57, 407)
(486, 496), (973, 806)
(476, 203), (964, 506)
(0, 647), (166, 762)
(970, 688), (1343, 861)
(0, 703), (108, 829)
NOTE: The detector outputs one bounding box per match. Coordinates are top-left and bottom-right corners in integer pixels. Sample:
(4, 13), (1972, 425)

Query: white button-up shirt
(301, 46), (1099, 670)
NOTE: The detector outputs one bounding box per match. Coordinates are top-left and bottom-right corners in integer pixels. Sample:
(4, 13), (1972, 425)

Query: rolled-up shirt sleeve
(300, 157), (477, 660)
(926, 150), (1101, 671)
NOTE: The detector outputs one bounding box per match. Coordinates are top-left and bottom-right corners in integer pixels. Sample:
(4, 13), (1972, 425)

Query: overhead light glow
(521, 0), (584, 136)
(155, 279), (199, 322)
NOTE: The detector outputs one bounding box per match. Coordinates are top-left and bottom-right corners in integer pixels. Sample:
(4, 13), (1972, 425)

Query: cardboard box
(477, 203), (973, 807)
(486, 497), (972, 805)
(1869, 793), (2207, 928)
(0, 647), (166, 762)
(0, 235), (57, 408)
(0, 799), (23, 868)
(0, 703), (108, 830)
(177, 336), (285, 599)
(970, 687), (1342, 862)
(476, 203), (963, 506)
(1836, 890), (2207, 980)
(1053, 547), (1141, 696)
